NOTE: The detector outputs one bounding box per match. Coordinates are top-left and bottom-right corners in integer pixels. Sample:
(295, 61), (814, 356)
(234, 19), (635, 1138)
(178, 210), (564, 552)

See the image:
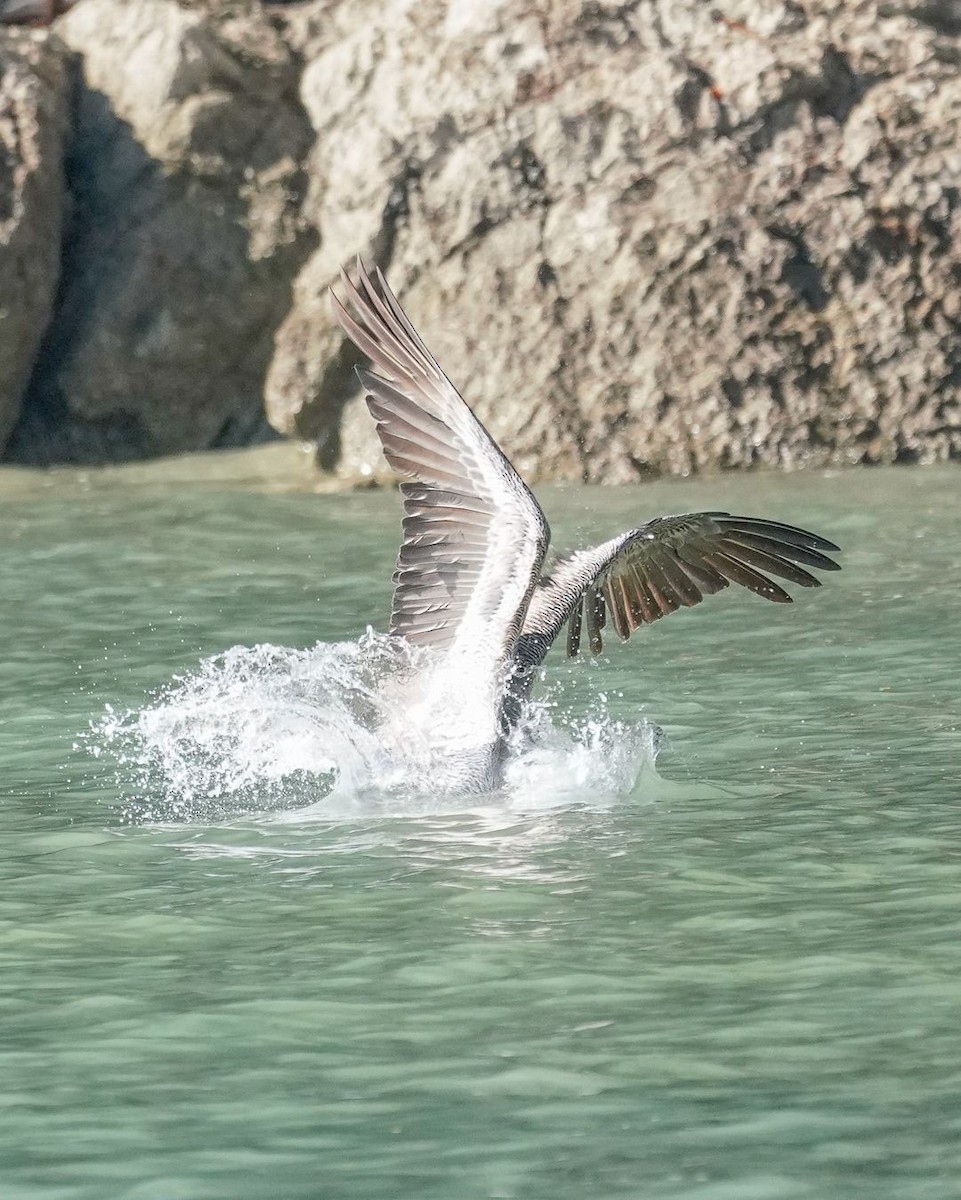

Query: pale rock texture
(2, 0), (959, 477)
(267, 0), (961, 482)
(8, 0), (315, 462)
(0, 30), (67, 452)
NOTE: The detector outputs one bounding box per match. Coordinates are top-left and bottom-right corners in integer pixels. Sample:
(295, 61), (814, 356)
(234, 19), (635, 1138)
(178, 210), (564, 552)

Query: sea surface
(1, 451), (959, 1200)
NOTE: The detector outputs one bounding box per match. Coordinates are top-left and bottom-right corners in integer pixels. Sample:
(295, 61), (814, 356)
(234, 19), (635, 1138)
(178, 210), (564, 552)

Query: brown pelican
(330, 262), (841, 791)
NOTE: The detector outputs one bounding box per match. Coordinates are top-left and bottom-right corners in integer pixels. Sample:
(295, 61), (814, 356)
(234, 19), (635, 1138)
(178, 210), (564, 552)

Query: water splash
(504, 699), (661, 810)
(90, 632), (659, 822)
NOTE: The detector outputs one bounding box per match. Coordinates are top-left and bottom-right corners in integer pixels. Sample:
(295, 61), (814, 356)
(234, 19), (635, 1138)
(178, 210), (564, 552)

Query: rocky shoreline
(1, 0), (959, 482)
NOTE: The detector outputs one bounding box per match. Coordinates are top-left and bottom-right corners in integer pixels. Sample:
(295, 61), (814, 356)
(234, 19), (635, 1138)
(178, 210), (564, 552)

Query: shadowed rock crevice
(733, 46), (882, 164)
(0, 31), (68, 453)
(770, 227), (830, 313)
(908, 0), (961, 34)
(5, 0), (316, 465)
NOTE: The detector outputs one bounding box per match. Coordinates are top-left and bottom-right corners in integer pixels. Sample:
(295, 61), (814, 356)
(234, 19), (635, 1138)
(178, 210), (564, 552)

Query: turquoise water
(2, 454), (959, 1199)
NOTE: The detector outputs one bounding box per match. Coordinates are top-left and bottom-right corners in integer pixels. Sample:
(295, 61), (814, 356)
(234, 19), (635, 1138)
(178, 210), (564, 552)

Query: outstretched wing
(523, 513), (841, 657)
(330, 261), (550, 659)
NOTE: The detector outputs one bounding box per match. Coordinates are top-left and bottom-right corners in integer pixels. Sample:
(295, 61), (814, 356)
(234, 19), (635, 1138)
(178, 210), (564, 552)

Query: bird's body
(331, 264), (841, 792)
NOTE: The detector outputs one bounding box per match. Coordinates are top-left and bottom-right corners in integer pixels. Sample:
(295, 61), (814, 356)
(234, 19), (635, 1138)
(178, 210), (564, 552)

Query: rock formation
(2, 0), (960, 477)
(0, 30), (67, 452)
(7, 0), (314, 462)
(0, 1), (75, 27)
(268, 0), (961, 482)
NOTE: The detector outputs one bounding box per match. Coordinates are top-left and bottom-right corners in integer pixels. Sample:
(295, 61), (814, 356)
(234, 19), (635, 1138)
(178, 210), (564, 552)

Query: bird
(330, 261), (841, 792)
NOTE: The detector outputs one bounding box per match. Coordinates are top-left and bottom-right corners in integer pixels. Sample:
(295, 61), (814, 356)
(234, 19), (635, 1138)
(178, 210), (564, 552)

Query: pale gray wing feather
(523, 513), (841, 658)
(331, 261), (550, 657)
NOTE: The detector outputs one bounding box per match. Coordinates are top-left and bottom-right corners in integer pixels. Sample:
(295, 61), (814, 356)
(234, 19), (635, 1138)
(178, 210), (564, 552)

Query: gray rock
(0, 30), (67, 453)
(268, 0), (961, 481)
(7, 0), (315, 463)
(0, 2), (75, 27)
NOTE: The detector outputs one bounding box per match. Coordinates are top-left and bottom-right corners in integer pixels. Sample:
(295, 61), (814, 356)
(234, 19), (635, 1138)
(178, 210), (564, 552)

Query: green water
(2, 453), (959, 1200)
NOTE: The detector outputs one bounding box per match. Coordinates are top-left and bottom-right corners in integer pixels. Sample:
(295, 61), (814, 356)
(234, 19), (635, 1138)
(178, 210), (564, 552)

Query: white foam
(90, 632), (659, 823)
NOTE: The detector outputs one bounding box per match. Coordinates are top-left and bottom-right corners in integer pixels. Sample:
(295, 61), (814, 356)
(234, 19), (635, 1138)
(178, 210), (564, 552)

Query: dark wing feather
(524, 513), (841, 658)
(330, 261), (550, 658)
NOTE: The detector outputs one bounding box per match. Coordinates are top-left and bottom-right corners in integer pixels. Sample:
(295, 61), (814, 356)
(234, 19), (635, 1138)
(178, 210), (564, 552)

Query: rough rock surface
(8, 0), (315, 463)
(2, 0), (960, 477)
(267, 0), (961, 482)
(0, 30), (67, 453)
